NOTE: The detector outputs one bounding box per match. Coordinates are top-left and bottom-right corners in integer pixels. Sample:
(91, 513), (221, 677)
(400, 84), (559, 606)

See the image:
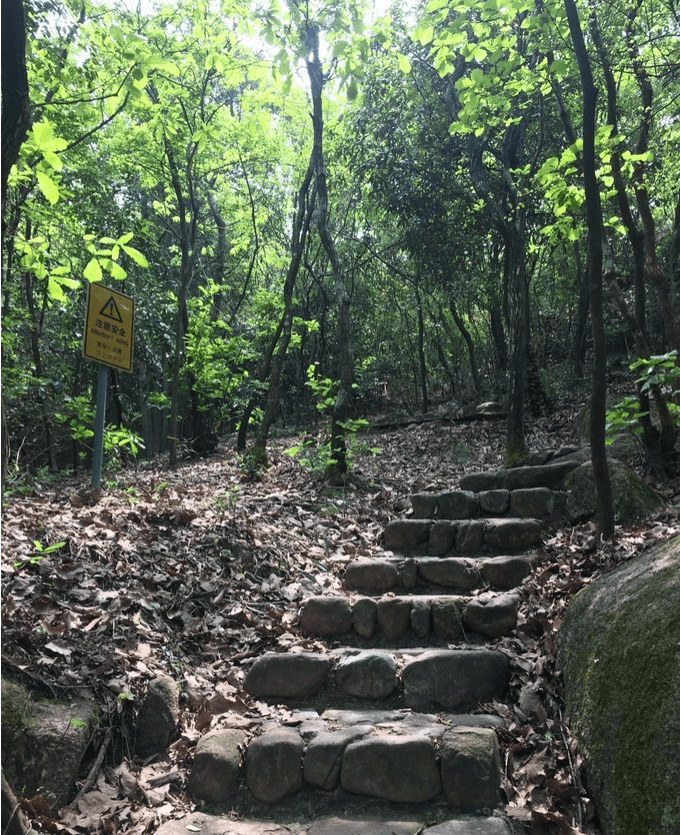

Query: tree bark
(449, 299), (481, 393)
(564, 0), (614, 538)
(306, 24), (354, 478)
(1, 0), (30, 225)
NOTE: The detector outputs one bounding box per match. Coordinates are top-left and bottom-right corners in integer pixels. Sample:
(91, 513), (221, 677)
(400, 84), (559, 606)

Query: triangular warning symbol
(99, 296), (123, 322)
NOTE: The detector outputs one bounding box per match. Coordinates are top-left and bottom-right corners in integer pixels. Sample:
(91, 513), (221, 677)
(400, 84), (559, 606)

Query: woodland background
(1, 0), (679, 496)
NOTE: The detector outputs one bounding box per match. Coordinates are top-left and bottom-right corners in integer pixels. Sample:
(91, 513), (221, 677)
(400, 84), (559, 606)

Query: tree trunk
(306, 25), (354, 479)
(1, 0), (30, 224)
(249, 155), (316, 462)
(449, 299), (481, 393)
(571, 241), (590, 378)
(415, 281), (429, 412)
(565, 0), (614, 538)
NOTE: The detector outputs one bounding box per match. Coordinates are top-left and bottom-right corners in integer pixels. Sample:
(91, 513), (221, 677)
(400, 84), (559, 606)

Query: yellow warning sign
(83, 283), (135, 372)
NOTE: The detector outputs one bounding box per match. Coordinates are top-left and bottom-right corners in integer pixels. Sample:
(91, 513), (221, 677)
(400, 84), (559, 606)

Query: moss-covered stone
(1, 678), (97, 805)
(558, 538), (680, 835)
(563, 459), (662, 524)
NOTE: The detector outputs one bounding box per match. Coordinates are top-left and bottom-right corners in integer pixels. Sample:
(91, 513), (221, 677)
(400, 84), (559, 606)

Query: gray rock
(245, 728), (303, 803)
(463, 594), (517, 638)
(456, 520), (485, 554)
(308, 819), (423, 835)
(377, 597), (412, 639)
(341, 735), (441, 802)
(410, 598), (432, 638)
(423, 817), (511, 834)
(136, 676), (179, 757)
(558, 537), (680, 835)
(503, 460), (580, 489)
(300, 597), (353, 635)
(344, 559), (398, 593)
(459, 472), (507, 492)
(402, 650), (507, 711)
(429, 521), (458, 555)
(303, 728), (371, 790)
(418, 558), (479, 589)
(154, 816), (297, 835)
(352, 597), (377, 638)
(563, 458), (663, 524)
(477, 490), (510, 515)
(439, 491), (478, 519)
(479, 555), (532, 589)
(509, 487), (555, 518)
(411, 493), (439, 519)
(439, 728), (501, 811)
(483, 518), (542, 552)
(400, 558), (418, 589)
(334, 651), (396, 699)
(384, 520), (431, 551)
(1, 679), (96, 806)
(431, 599), (463, 640)
(243, 652), (330, 697)
(189, 728), (246, 803)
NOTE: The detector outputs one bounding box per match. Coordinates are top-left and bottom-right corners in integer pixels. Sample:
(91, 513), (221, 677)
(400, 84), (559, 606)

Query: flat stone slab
(344, 559), (398, 593)
(307, 820), (422, 835)
(483, 518), (542, 551)
(154, 818), (299, 835)
(341, 734), (442, 802)
(478, 555), (532, 589)
(402, 649), (508, 711)
(334, 651), (397, 699)
(384, 519), (432, 550)
(424, 819), (511, 835)
(154, 817), (510, 835)
(244, 652), (331, 697)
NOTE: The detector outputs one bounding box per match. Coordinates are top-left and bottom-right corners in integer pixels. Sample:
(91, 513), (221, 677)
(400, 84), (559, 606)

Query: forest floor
(2, 392), (680, 835)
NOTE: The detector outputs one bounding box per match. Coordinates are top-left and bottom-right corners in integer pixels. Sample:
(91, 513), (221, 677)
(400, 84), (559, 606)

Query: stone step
(188, 708), (504, 813)
(343, 554), (533, 595)
(299, 591), (520, 641)
(384, 516), (543, 555)
(411, 487), (560, 521)
(243, 648), (508, 712)
(156, 815), (513, 835)
(459, 459), (580, 492)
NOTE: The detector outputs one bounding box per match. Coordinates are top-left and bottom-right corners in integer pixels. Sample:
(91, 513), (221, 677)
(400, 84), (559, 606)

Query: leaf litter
(2, 410), (679, 835)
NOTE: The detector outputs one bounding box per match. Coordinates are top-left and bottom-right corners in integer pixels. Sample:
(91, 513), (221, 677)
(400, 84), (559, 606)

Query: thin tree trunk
(565, 0), (614, 538)
(415, 281), (429, 412)
(249, 158), (316, 462)
(449, 299), (481, 393)
(306, 25), (353, 478)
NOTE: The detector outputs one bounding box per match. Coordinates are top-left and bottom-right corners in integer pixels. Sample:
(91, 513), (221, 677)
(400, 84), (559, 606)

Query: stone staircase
(181, 457), (582, 835)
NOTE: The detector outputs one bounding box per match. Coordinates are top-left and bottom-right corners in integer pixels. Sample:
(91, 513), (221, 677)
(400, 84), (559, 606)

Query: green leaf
(397, 53), (412, 74)
(84, 258), (103, 282)
(121, 245), (149, 267)
(36, 170), (60, 205)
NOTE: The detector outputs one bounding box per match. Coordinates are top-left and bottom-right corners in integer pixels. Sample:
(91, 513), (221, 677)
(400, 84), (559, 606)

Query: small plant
(606, 351), (680, 443)
(13, 539), (67, 569)
(284, 365), (381, 474)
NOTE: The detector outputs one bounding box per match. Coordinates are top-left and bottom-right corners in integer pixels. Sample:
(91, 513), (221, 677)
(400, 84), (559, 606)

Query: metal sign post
(82, 283), (135, 488)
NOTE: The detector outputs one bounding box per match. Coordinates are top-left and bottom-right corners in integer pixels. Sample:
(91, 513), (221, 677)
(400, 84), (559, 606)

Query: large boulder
(558, 537), (680, 835)
(562, 458), (662, 524)
(1, 678), (97, 806)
